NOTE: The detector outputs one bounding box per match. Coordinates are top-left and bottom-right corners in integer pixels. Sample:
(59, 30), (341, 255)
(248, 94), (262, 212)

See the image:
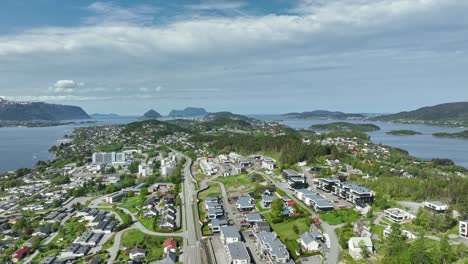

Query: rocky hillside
(0, 98), (90, 121)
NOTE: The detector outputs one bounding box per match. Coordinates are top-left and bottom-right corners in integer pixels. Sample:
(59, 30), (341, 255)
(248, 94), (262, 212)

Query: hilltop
(283, 110), (365, 120)
(371, 102), (468, 126)
(141, 109), (162, 119)
(0, 98), (90, 121)
(168, 107), (208, 117)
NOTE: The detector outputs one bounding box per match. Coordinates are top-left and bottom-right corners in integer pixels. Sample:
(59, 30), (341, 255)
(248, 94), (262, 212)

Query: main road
(181, 157), (205, 264)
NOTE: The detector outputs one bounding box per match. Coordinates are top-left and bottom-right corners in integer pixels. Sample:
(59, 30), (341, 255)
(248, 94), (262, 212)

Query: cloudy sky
(0, 0), (467, 115)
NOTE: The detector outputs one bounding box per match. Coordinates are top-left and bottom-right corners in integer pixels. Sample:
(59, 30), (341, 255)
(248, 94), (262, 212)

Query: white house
(129, 246), (146, 260)
(299, 231), (322, 252)
(348, 237), (373, 259)
(460, 220), (468, 239)
(424, 201), (449, 212)
(261, 157), (276, 170)
(384, 208), (415, 223)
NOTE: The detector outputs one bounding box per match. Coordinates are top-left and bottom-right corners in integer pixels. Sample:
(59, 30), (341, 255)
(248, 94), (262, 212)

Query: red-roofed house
(163, 238), (177, 254)
(286, 200), (296, 206)
(11, 246), (30, 262)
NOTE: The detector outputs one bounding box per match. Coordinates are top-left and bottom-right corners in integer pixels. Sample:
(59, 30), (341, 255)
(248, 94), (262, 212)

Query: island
(283, 110), (365, 120)
(309, 122), (380, 132)
(433, 130), (468, 139)
(386, 130), (422, 136)
(168, 107), (208, 117)
(371, 101), (468, 127)
(140, 109), (162, 119)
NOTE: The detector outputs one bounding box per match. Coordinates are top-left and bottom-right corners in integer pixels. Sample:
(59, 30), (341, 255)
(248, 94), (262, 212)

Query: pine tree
(438, 235), (456, 264)
(409, 236), (434, 264)
(383, 223), (410, 264)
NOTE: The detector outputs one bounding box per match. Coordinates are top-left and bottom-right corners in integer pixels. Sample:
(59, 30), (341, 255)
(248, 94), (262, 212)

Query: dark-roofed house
(300, 231), (323, 252)
(129, 246), (146, 260)
(220, 226), (241, 244)
(33, 225), (52, 237)
(255, 231), (291, 264)
(209, 219), (228, 233)
(236, 196), (254, 212)
(245, 213), (263, 224)
(253, 221), (271, 233)
(38, 256), (56, 264)
(225, 242), (251, 264)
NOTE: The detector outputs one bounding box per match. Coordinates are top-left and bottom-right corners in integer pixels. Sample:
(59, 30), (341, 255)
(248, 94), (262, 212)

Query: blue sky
(0, 0), (467, 115)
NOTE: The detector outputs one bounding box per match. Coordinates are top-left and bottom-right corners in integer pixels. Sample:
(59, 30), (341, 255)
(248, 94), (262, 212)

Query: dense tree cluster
(192, 134), (338, 165)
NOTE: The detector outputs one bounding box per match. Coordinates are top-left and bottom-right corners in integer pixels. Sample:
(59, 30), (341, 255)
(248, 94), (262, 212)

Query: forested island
(386, 130), (422, 136)
(433, 130), (468, 139)
(310, 122), (380, 132)
(371, 102), (468, 127)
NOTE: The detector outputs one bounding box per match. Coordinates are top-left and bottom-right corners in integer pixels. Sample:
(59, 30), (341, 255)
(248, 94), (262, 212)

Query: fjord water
(0, 118), (137, 172)
(0, 116), (467, 172)
(254, 115), (468, 168)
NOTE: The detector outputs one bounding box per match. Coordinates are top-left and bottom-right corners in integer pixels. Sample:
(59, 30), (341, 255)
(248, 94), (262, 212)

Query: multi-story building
(332, 182), (374, 204)
(225, 242), (251, 264)
(384, 208), (415, 223)
(92, 152), (126, 165)
(460, 220), (468, 238)
(255, 231), (292, 264)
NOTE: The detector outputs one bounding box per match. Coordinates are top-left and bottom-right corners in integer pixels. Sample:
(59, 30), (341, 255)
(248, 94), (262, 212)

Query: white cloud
(84, 1), (158, 25)
(185, 1), (246, 11)
(48, 80), (84, 93)
(1, 95), (102, 102)
(139, 86), (163, 93)
(0, 0), (463, 58)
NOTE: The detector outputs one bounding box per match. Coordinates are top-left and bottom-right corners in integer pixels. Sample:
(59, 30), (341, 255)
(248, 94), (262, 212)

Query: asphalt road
(181, 157), (203, 264)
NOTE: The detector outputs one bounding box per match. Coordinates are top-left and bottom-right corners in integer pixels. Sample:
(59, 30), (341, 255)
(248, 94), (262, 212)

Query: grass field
(263, 213), (312, 259)
(320, 208), (361, 225)
(119, 229), (182, 261)
(215, 173), (265, 195)
(119, 196), (145, 214)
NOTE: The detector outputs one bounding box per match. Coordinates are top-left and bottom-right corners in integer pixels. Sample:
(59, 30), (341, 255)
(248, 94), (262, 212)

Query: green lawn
(371, 224), (386, 240)
(320, 209), (361, 225)
(119, 229), (182, 262)
(199, 183), (222, 199)
(263, 213), (312, 259)
(215, 173), (265, 195)
(102, 234), (115, 250)
(119, 196), (146, 214)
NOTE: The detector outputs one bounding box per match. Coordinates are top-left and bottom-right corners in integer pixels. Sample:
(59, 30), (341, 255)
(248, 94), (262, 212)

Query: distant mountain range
(141, 109), (162, 119)
(283, 110), (366, 119)
(371, 102), (468, 126)
(0, 98), (90, 121)
(168, 107), (208, 117)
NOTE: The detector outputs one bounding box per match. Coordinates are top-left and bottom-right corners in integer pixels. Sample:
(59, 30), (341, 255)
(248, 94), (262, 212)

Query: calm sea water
(0, 116), (467, 172)
(253, 115), (468, 168)
(0, 118), (137, 172)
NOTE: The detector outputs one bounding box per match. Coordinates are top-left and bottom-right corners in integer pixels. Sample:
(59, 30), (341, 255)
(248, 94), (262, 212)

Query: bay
(253, 115), (468, 168)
